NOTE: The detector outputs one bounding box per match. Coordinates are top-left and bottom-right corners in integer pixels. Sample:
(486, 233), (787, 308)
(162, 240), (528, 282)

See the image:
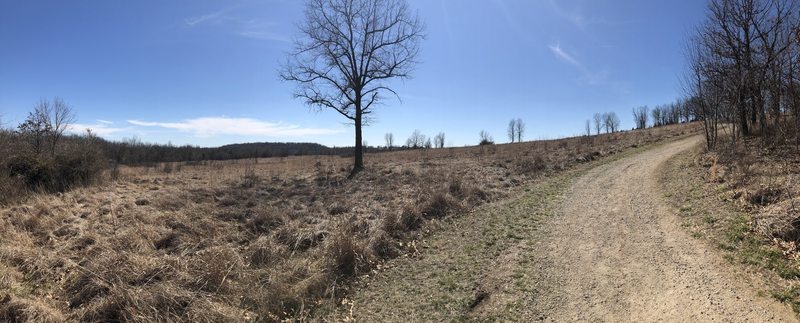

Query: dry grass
(0, 123), (700, 321)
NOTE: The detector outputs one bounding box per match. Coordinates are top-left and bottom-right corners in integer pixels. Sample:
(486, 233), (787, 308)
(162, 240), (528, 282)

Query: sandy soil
(329, 136), (798, 321)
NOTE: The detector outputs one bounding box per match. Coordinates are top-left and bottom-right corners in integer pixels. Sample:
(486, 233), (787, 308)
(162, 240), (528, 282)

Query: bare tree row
(685, 0), (800, 149)
(589, 112), (621, 135)
(507, 118), (525, 143)
(632, 100), (696, 130)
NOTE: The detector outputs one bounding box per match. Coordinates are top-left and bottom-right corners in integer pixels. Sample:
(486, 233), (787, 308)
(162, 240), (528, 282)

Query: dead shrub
(241, 167), (260, 188)
(753, 198), (800, 242)
(420, 192), (457, 218)
(0, 176), (27, 205)
(111, 285), (193, 322)
(248, 209), (285, 235)
(153, 232), (181, 251)
(0, 295), (64, 323)
(514, 155), (546, 174)
(65, 271), (110, 309)
(748, 187), (784, 206)
(327, 202), (349, 216)
(79, 293), (125, 322)
(326, 232), (369, 278)
(448, 178), (465, 198)
(185, 246), (244, 294)
(275, 227), (328, 252)
(216, 196), (237, 207)
(52, 224), (78, 238)
(370, 230), (399, 259)
(153, 193), (189, 211)
(382, 205), (422, 237)
(241, 280), (302, 321)
(246, 236), (283, 267)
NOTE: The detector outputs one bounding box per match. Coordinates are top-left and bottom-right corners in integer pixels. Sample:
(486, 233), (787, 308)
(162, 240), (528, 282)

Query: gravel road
(528, 136), (796, 321)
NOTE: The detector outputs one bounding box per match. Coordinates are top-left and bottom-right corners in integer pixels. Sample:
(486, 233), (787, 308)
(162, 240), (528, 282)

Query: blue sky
(0, 0), (706, 147)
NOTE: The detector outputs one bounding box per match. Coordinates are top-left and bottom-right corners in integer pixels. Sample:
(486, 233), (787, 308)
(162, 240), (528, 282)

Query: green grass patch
(772, 287), (800, 313)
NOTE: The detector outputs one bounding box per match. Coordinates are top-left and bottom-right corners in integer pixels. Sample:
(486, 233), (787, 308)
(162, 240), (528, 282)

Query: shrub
(420, 192), (456, 218)
(325, 233), (368, 278)
(0, 295), (64, 323)
(3, 146), (104, 196)
(749, 187), (784, 206)
(5, 155), (51, 190)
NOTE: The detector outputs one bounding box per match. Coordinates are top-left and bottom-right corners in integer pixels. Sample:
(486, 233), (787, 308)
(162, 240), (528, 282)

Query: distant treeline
(100, 138), (395, 165)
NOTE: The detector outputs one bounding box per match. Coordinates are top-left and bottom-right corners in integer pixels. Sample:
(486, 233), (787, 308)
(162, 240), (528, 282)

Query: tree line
(685, 0), (800, 150)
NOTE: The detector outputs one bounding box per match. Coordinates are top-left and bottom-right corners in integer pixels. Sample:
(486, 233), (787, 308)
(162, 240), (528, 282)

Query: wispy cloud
(546, 0), (629, 29)
(548, 42), (622, 90)
(68, 122), (126, 137)
(236, 20), (290, 43)
(184, 7), (236, 27)
(548, 42), (580, 66)
(184, 7), (288, 43)
(127, 117), (343, 137)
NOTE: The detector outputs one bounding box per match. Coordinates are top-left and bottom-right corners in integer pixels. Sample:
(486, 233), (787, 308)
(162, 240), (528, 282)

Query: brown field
(0, 123), (701, 322)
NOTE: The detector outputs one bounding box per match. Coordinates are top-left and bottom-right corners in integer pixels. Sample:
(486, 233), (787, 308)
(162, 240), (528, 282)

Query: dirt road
(526, 136), (795, 321)
(326, 136), (797, 321)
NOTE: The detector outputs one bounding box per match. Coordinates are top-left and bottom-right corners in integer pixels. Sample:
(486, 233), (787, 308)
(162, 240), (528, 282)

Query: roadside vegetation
(660, 135), (800, 315)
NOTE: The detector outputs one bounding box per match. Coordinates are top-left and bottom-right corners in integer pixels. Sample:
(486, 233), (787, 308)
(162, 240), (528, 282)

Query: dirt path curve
(528, 136), (796, 321)
(323, 136), (796, 321)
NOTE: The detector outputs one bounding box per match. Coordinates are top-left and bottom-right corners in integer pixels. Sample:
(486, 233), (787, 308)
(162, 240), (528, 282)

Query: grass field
(0, 123), (700, 322)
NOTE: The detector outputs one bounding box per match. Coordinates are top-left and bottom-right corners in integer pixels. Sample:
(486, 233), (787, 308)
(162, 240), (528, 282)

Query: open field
(0, 123), (700, 321)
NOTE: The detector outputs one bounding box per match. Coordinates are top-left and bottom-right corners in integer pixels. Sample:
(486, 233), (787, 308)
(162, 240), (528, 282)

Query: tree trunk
(739, 94), (749, 136)
(349, 108), (364, 179)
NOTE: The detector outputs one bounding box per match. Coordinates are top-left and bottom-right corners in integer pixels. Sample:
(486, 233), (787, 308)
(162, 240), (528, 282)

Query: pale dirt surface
(327, 136), (798, 321)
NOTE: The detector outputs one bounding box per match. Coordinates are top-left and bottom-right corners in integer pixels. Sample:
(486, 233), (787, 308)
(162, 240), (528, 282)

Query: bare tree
(603, 112), (621, 133)
(593, 113), (603, 135)
(585, 119), (591, 136)
(424, 137), (432, 149)
(632, 106), (648, 129)
(478, 130), (493, 145)
(384, 132), (394, 150)
(514, 118), (524, 142)
(433, 132), (445, 148)
(406, 129), (425, 148)
(507, 119), (516, 143)
(48, 97), (76, 156)
(507, 118), (525, 142)
(281, 0), (424, 178)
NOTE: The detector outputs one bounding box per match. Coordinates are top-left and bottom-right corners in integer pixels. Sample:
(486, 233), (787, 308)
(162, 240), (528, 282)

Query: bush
(3, 142), (105, 197)
(6, 155), (51, 190)
(51, 153), (104, 191)
(420, 192), (456, 218)
(325, 233), (368, 278)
